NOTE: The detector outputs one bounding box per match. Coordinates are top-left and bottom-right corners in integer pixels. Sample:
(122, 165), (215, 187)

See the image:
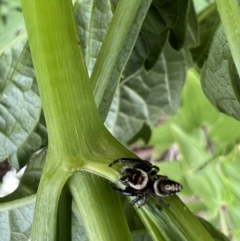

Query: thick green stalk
(91, 0), (152, 119)
(69, 172), (132, 241)
(215, 0), (240, 77)
(31, 167), (71, 240)
(136, 195), (216, 241)
(20, 0), (133, 240)
(20, 0), (105, 157)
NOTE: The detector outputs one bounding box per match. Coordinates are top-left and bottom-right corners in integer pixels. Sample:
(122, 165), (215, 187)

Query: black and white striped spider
(109, 158), (182, 208)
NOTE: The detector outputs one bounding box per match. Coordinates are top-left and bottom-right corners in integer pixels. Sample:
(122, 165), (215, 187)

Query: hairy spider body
(109, 158), (182, 208)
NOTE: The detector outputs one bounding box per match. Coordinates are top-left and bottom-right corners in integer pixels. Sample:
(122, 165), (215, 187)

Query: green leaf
(153, 0), (190, 50)
(197, 217), (229, 241)
(209, 114), (240, 150)
(105, 42), (186, 143)
(220, 148), (240, 201)
(149, 66), (240, 240)
(74, 0), (113, 77)
(128, 123), (152, 145)
(0, 0), (25, 50)
(132, 230), (152, 241)
(185, 0), (199, 47)
(150, 68), (240, 157)
(0, 40), (47, 169)
(72, 202), (88, 241)
(149, 69), (218, 157)
(180, 69), (218, 128)
(215, 0), (240, 81)
(148, 117), (176, 156)
(190, 3), (220, 68)
(201, 25), (240, 120)
(170, 124), (239, 239)
(0, 195), (35, 241)
(171, 125), (229, 207)
(0, 196), (87, 241)
(141, 5), (168, 70)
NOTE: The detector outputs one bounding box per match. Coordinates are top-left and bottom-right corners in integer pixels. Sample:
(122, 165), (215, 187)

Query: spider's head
(153, 176), (182, 197)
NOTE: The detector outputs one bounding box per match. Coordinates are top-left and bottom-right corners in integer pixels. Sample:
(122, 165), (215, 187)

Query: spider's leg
(109, 159), (121, 167)
(110, 183), (136, 196)
(119, 175), (129, 186)
(137, 193), (149, 208)
(109, 158), (153, 170)
(148, 165), (160, 176)
(148, 190), (169, 206)
(133, 163), (159, 175)
(154, 174), (168, 181)
(129, 194), (143, 206)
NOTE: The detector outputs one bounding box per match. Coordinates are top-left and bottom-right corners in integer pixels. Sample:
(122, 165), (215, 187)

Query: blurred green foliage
(0, 0), (25, 50)
(150, 69), (240, 241)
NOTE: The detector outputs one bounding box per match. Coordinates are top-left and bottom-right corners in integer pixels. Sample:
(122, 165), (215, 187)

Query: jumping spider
(109, 158), (182, 208)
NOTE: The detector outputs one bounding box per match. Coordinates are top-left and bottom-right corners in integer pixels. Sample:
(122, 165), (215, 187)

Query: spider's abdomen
(153, 176), (182, 197)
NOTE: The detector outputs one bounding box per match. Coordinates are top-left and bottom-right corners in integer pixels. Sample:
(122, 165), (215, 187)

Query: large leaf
(201, 25), (240, 120)
(141, 5), (168, 70)
(105, 42), (186, 143)
(74, 0), (113, 77)
(153, 0), (190, 50)
(0, 195), (35, 241)
(0, 40), (47, 169)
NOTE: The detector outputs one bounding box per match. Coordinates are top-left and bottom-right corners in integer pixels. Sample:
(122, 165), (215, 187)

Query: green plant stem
(0, 195), (36, 211)
(91, 0), (152, 120)
(31, 167), (71, 240)
(138, 211), (165, 241)
(20, 0), (105, 157)
(215, 0), (240, 77)
(137, 196), (216, 241)
(69, 172), (132, 241)
(20, 0), (134, 240)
